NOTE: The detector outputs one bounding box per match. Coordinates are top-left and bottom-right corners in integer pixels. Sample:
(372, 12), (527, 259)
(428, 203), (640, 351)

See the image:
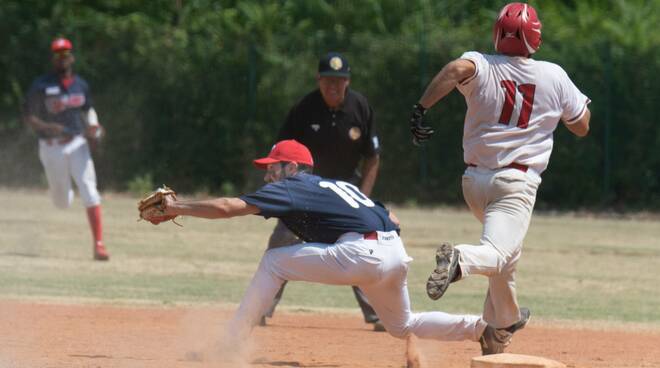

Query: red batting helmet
(51, 37), (73, 53)
(493, 3), (542, 57)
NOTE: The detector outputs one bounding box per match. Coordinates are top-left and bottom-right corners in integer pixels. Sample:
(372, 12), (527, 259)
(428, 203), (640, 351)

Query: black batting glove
(409, 103), (435, 146)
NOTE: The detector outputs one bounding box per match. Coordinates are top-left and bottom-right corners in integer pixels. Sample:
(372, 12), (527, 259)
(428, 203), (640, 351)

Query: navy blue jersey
(240, 173), (398, 244)
(24, 73), (92, 138)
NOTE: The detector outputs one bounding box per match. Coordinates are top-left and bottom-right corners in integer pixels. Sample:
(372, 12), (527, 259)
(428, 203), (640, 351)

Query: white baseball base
(471, 353), (566, 368)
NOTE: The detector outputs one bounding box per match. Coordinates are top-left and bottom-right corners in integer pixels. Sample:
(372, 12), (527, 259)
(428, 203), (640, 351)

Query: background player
(151, 139), (495, 353)
(23, 37), (109, 261)
(409, 2), (591, 354)
(262, 52), (383, 330)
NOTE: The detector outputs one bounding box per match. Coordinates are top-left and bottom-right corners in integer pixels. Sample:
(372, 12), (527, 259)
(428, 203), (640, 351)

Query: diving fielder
(151, 139), (508, 353)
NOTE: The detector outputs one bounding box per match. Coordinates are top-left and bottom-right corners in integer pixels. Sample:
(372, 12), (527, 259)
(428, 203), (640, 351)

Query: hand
(137, 185), (180, 225)
(161, 193), (176, 217)
(42, 123), (65, 137)
(388, 211), (400, 227)
(85, 124), (104, 140)
(409, 103), (435, 146)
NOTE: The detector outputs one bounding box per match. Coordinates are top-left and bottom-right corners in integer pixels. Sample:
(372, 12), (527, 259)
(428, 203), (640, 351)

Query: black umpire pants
(262, 219), (380, 324)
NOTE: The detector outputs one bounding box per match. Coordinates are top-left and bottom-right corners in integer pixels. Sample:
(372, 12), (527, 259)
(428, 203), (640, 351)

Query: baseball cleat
(93, 242), (110, 261)
(372, 321), (386, 332)
(506, 307), (531, 333)
(426, 243), (460, 300)
(479, 307), (531, 355)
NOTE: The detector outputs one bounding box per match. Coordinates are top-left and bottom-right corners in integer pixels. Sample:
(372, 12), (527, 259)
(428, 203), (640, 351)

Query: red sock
(86, 205), (103, 245)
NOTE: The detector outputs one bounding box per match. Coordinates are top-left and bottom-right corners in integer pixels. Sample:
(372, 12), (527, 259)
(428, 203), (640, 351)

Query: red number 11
(498, 80), (536, 129)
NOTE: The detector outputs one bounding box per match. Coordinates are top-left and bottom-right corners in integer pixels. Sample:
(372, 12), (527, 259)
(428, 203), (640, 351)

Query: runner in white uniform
(408, 2), (591, 354)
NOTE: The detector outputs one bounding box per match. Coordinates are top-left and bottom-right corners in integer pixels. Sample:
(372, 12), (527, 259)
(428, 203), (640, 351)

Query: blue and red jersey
(24, 73), (93, 138)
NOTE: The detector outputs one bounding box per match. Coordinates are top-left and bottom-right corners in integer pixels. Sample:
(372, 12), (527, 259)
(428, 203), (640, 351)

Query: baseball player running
(23, 37), (109, 261)
(409, 2), (591, 354)
(146, 139), (495, 353)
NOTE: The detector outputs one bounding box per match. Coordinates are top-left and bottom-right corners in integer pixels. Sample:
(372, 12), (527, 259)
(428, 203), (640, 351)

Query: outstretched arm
(163, 196), (260, 219)
(418, 58), (476, 108)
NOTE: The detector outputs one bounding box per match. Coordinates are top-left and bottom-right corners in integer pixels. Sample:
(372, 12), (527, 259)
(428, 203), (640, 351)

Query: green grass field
(1, 188), (659, 326)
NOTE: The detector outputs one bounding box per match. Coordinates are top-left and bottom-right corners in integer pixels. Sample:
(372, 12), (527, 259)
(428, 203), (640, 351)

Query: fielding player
(409, 2), (591, 354)
(263, 52), (383, 330)
(152, 140), (497, 352)
(23, 37), (109, 261)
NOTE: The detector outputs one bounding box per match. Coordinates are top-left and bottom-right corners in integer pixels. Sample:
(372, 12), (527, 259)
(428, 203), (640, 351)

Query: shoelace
(493, 328), (513, 346)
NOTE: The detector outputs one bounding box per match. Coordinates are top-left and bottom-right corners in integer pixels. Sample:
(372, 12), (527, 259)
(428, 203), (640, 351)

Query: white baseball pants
(457, 166), (541, 328)
(227, 231), (486, 343)
(38, 135), (101, 208)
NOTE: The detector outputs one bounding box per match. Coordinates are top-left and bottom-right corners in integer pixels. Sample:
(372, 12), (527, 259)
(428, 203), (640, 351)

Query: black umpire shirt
(277, 88), (380, 182)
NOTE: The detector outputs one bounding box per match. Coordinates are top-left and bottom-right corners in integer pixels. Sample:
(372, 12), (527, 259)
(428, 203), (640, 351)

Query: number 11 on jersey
(498, 80), (536, 129)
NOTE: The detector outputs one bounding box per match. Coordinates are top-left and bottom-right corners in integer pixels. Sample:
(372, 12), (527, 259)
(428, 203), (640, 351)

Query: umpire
(261, 52), (383, 331)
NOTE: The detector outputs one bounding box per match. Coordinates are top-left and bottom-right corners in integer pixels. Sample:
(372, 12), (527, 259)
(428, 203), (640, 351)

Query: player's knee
(52, 195), (72, 209)
(262, 248), (285, 274)
(385, 324), (411, 339)
(80, 189), (101, 208)
(481, 242), (514, 274)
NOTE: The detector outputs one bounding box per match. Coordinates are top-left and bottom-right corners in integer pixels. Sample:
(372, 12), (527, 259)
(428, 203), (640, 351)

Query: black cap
(318, 52), (350, 78)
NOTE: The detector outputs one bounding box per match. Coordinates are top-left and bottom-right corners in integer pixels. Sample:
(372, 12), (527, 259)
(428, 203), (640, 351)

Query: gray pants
(262, 220), (380, 324)
(457, 166), (541, 328)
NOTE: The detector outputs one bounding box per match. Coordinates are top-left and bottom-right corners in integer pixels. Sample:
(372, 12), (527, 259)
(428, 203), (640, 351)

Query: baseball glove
(137, 185), (181, 225)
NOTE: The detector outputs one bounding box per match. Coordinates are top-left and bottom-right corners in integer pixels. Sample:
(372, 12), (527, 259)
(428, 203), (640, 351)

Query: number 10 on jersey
(319, 181), (375, 209)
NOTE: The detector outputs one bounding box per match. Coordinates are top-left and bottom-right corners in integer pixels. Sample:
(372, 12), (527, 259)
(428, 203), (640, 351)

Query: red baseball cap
(51, 37), (73, 53)
(253, 140), (314, 169)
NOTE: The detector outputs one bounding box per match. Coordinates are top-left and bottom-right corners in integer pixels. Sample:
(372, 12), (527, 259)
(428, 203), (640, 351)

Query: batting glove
(410, 103), (435, 146)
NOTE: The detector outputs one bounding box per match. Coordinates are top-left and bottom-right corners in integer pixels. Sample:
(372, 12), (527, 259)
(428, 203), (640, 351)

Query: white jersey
(456, 51), (590, 174)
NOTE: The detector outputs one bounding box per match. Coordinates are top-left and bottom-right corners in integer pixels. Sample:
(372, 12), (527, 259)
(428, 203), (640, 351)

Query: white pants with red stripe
(227, 231), (487, 343)
(38, 135), (100, 208)
(457, 166), (541, 328)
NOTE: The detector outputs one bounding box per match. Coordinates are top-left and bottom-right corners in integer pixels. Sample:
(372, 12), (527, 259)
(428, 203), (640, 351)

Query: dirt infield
(1, 301), (659, 368)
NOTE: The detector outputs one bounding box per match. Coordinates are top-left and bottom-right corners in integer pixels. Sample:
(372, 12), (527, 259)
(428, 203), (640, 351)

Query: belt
(363, 231), (378, 240)
(43, 136), (74, 146)
(467, 162), (528, 173)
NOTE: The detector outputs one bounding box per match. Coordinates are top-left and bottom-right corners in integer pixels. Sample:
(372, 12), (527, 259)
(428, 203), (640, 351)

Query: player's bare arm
(24, 114), (64, 136)
(359, 154), (380, 196)
(418, 58), (476, 109)
(410, 59), (476, 145)
(81, 107), (104, 140)
(563, 107), (591, 137)
(164, 197), (260, 219)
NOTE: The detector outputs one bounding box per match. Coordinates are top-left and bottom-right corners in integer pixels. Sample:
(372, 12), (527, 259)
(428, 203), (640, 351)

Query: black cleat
(372, 321), (386, 332)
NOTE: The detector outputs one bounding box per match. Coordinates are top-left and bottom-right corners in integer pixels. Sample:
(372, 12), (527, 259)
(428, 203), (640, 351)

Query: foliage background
(1, 0), (658, 209)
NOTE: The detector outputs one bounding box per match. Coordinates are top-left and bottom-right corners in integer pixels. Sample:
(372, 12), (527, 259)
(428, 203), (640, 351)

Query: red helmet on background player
(493, 2), (542, 57)
(51, 37), (73, 53)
